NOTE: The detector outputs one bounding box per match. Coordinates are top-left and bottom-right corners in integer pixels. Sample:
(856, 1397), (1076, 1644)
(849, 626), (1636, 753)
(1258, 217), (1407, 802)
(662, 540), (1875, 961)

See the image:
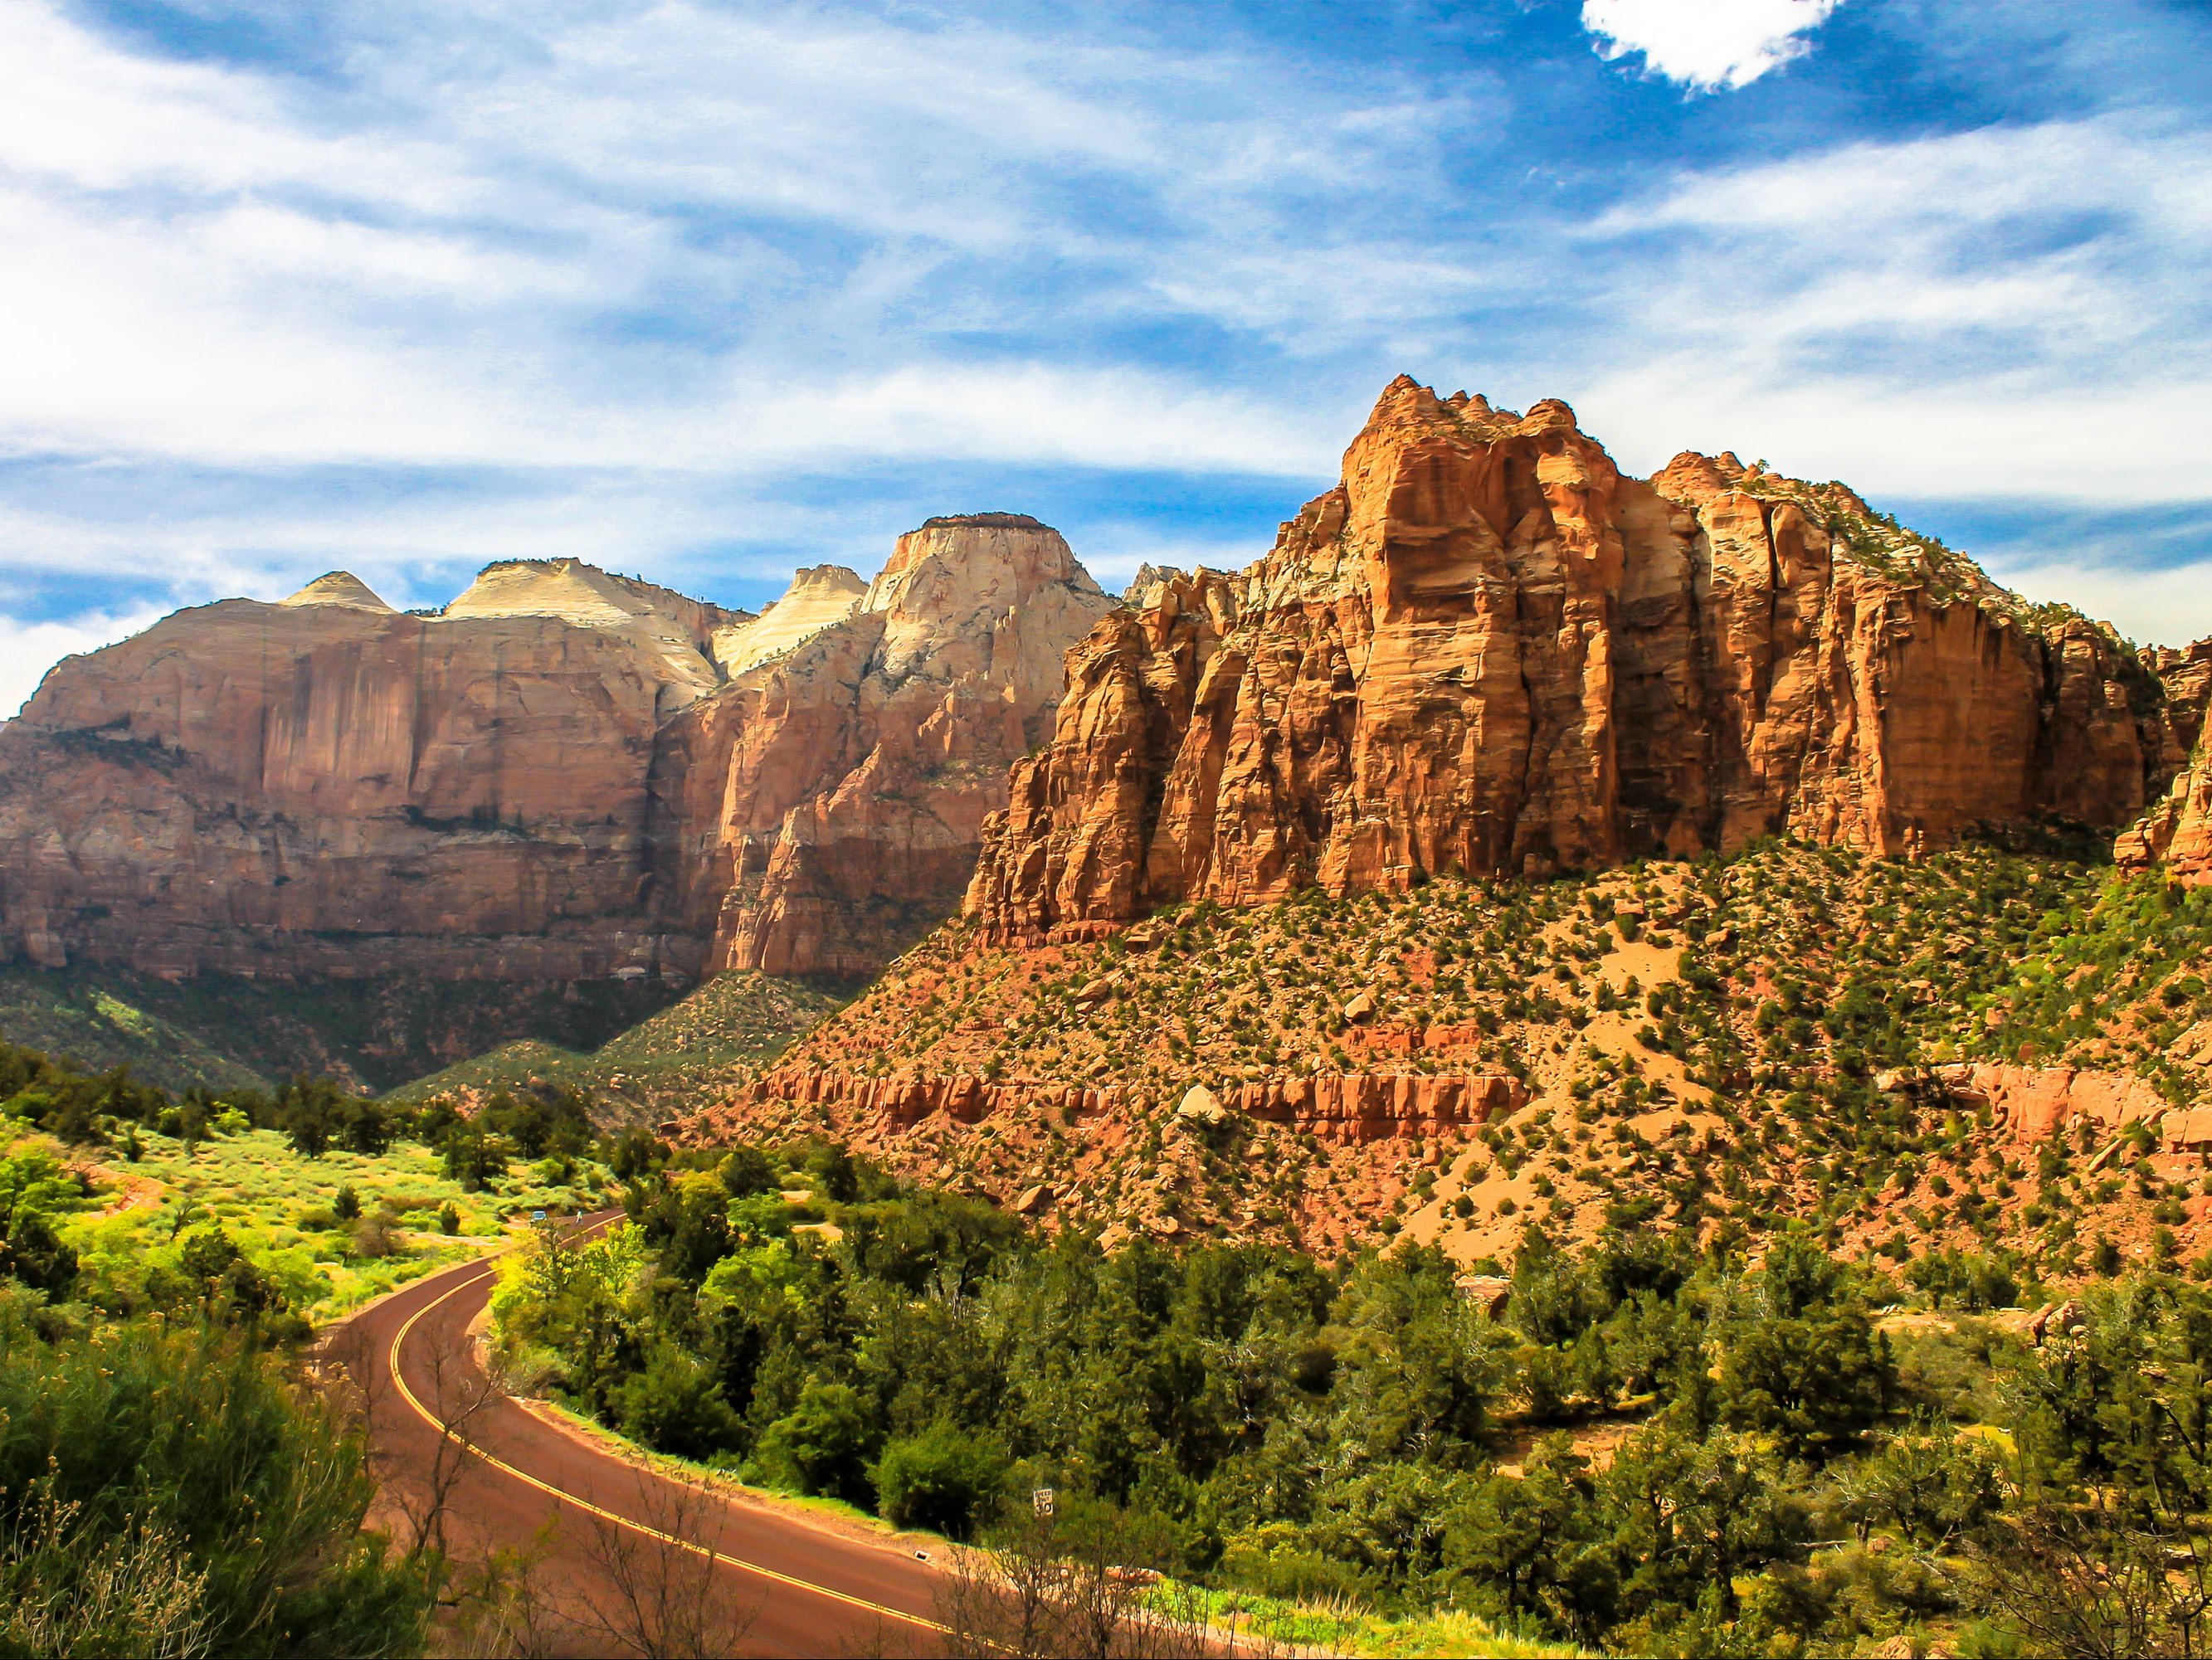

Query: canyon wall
(2118, 725), (2212, 886)
(0, 523), (1108, 981)
(0, 564), (724, 980)
(967, 377), (2190, 942)
(5, 376), (2204, 990)
(650, 515), (1112, 980)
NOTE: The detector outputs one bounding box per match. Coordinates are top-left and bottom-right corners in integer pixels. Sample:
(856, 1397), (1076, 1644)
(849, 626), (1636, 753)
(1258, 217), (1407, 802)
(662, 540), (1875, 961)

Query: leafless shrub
(439, 1523), (574, 1660)
(575, 1461), (761, 1659)
(933, 1500), (1266, 1660)
(382, 1319), (513, 1560)
(353, 1213), (401, 1259)
(1968, 1498), (2212, 1660)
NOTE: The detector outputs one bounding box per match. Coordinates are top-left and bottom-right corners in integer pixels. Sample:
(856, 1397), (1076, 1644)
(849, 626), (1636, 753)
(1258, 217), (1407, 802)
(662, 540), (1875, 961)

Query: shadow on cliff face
(0, 966), (679, 1096)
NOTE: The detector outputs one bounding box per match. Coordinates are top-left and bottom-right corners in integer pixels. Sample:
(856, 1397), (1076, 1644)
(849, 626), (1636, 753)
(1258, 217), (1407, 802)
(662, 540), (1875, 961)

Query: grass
(1136, 1584), (1571, 1658)
(38, 1125), (613, 1322)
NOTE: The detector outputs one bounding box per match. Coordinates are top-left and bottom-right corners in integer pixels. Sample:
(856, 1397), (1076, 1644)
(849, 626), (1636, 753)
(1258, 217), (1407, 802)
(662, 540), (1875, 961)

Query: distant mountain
(0, 518), (1109, 988)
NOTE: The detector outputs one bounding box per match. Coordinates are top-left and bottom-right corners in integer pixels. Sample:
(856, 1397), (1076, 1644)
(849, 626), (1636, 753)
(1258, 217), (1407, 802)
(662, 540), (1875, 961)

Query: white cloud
(0, 0), (1435, 480)
(1581, 0), (1845, 91)
(0, 607), (167, 720)
(0, 0), (2203, 668)
(1987, 560), (2212, 650)
(1571, 114), (2212, 503)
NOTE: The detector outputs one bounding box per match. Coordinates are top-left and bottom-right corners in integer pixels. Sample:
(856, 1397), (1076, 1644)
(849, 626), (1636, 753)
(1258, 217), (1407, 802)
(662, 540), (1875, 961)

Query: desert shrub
(0, 1316), (429, 1655)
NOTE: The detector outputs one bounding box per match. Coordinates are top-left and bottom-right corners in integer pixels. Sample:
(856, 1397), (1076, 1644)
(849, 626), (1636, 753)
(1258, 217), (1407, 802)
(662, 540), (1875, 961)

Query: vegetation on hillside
(2, 1039), (615, 1322)
(752, 840), (2212, 1271)
(386, 970), (840, 1118)
(0, 1034), (673, 1656)
(0, 964), (678, 1094)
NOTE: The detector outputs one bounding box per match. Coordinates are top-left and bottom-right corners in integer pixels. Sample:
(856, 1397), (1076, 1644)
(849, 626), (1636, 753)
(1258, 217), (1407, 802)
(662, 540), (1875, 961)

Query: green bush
(871, 1422), (1006, 1539)
(612, 1342), (743, 1462)
(0, 1315), (429, 1655)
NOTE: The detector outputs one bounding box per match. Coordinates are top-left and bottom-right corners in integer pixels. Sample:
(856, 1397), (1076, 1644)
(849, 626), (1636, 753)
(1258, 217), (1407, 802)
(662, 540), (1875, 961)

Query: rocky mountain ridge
(3, 374), (2206, 1048)
(966, 378), (2203, 942)
(0, 517), (1107, 984)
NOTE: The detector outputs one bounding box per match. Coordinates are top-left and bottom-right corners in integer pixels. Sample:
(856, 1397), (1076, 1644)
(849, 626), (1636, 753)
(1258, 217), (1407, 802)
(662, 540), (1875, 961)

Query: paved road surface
(347, 1215), (949, 1657)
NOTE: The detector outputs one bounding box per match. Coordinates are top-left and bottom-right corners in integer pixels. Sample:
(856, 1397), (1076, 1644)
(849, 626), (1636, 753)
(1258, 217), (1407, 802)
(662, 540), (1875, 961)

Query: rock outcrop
(968, 378), (2184, 941)
(2118, 725), (2212, 885)
(0, 523), (1111, 981)
(1931, 1062), (2171, 1147)
(651, 514), (1113, 979)
(735, 1062), (1523, 1143)
(711, 566), (867, 678)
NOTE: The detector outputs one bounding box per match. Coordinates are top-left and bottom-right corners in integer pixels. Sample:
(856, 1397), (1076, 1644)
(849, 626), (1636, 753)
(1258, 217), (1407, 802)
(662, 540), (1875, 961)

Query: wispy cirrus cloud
(0, 0), (2208, 679)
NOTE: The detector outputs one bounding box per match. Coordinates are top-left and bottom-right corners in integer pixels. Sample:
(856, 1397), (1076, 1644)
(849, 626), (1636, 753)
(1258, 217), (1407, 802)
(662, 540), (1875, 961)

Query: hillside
(387, 971), (840, 1118)
(695, 835), (2212, 1273)
(0, 966), (675, 1095)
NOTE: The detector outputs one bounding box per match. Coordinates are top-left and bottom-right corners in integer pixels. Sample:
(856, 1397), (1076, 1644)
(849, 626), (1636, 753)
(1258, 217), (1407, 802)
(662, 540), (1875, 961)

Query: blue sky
(2, 0), (2210, 714)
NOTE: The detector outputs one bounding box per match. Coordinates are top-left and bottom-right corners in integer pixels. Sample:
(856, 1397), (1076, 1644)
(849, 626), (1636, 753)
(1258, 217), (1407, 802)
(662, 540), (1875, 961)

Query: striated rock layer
(731, 1062), (1524, 1143)
(969, 378), (2190, 941)
(0, 523), (1109, 981)
(0, 566), (740, 980)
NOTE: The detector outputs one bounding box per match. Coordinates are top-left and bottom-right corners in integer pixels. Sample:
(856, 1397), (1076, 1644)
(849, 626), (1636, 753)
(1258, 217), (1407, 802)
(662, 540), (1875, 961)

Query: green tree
(612, 1342), (743, 1462)
(752, 1379), (873, 1503)
(0, 1317), (430, 1655)
(872, 1422), (1008, 1539)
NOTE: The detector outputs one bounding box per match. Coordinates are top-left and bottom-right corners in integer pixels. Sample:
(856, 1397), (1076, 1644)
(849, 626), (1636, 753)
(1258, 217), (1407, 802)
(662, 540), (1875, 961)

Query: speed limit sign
(1032, 1487), (1055, 1518)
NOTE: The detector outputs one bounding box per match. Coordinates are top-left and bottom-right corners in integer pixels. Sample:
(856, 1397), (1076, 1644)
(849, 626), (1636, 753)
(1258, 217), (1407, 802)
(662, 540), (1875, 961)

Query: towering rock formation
(651, 514), (1113, 979)
(0, 524), (1109, 981)
(967, 378), (2181, 941)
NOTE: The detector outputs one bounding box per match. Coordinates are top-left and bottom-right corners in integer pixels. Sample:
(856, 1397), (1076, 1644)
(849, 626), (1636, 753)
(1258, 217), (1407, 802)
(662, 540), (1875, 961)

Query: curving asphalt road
(348, 1215), (949, 1657)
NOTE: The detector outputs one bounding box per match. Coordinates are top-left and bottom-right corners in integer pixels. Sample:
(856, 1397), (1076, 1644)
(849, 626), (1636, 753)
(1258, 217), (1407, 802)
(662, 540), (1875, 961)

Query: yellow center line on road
(383, 1229), (952, 1638)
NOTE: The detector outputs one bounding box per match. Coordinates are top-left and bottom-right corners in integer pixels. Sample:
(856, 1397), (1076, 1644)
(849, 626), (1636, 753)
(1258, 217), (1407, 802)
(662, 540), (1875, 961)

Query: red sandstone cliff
(0, 523), (1109, 981)
(967, 379), (2185, 941)
(650, 514), (1112, 979)
(2119, 725), (2212, 885)
(0, 563), (739, 980)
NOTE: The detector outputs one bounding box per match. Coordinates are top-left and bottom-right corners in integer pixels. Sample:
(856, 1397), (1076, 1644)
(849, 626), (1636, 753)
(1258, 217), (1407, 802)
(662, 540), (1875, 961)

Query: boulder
(1176, 1084), (1228, 1127)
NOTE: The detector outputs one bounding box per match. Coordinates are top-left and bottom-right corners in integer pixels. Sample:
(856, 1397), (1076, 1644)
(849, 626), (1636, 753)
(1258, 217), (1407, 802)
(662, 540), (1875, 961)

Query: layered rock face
(0, 525), (1110, 981)
(651, 514), (1113, 979)
(0, 566), (738, 978)
(734, 1063), (1524, 1142)
(969, 378), (2183, 941)
(2116, 640), (2212, 885)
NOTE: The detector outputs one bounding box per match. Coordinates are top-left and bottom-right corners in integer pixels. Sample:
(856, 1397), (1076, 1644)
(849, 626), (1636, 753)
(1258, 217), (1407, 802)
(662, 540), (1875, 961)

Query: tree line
(486, 1135), (2212, 1656)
